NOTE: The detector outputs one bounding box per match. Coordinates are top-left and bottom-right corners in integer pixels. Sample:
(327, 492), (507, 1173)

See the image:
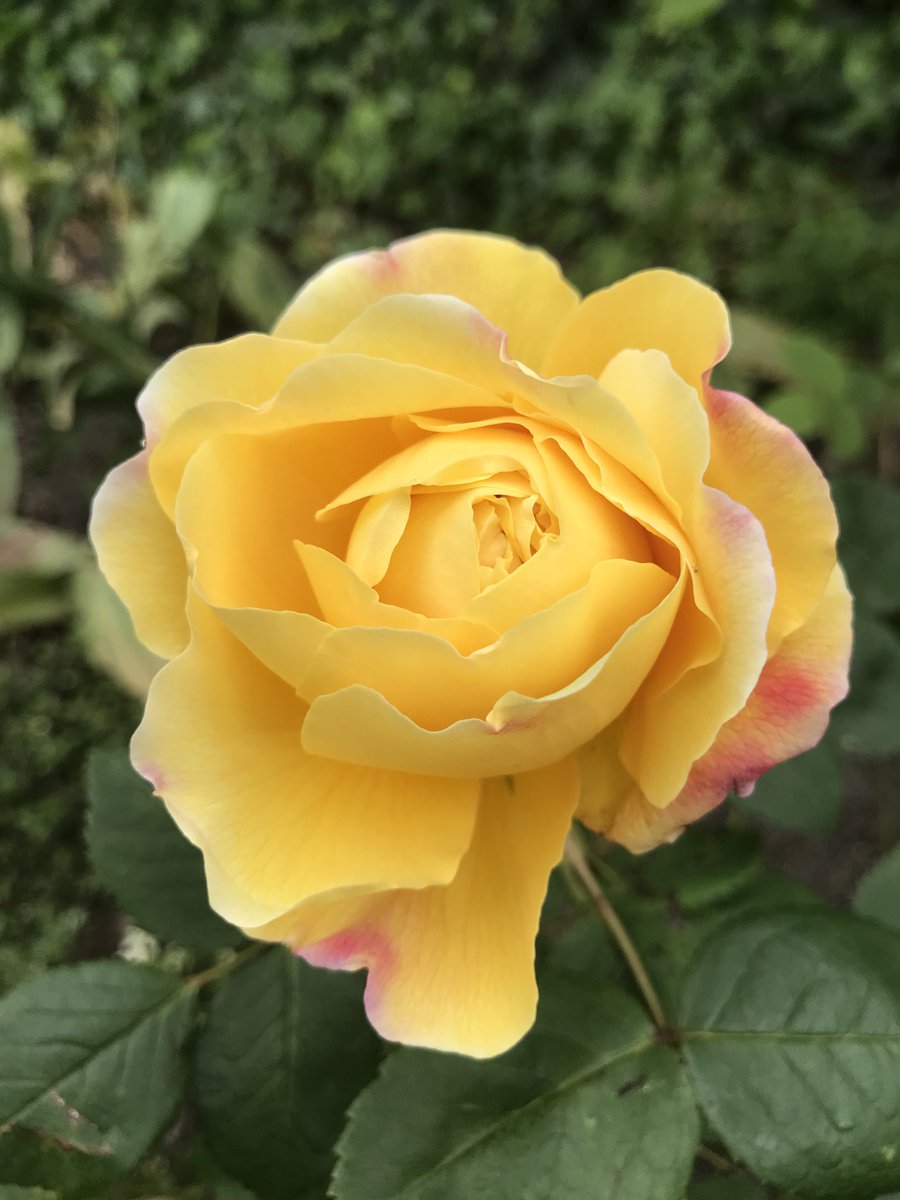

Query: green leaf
(0, 1188), (58, 1200)
(0, 521), (85, 632)
(681, 912), (900, 1199)
(0, 962), (196, 1168)
(686, 1180), (767, 1199)
(333, 981), (699, 1200)
(150, 169), (218, 260)
(0, 298), (23, 375)
(854, 845), (900, 932)
(225, 237), (296, 329)
(0, 1125), (121, 1200)
(623, 826), (763, 911)
(765, 388), (822, 438)
(86, 746), (243, 952)
(648, 0), (725, 35)
(73, 561), (162, 698)
(833, 478), (900, 615)
(736, 737), (842, 832)
(0, 403), (19, 519)
(832, 616), (900, 757)
(194, 947), (381, 1200)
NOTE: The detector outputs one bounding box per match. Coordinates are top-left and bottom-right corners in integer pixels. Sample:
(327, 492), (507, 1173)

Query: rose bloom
(91, 231), (851, 1057)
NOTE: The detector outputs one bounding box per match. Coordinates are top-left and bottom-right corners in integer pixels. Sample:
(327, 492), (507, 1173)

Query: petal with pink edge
(251, 758), (579, 1058)
(605, 563), (852, 852)
(704, 387), (838, 650)
(620, 487), (776, 808)
(275, 230), (580, 369)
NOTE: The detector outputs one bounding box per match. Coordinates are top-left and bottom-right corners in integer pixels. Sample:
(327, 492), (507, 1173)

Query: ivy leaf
(681, 912), (900, 1199)
(333, 980), (699, 1200)
(854, 845), (900, 932)
(86, 747), (243, 951)
(194, 947), (381, 1200)
(0, 962), (196, 1168)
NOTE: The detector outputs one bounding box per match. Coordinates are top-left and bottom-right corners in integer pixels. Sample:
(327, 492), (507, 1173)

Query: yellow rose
(90, 231), (852, 1057)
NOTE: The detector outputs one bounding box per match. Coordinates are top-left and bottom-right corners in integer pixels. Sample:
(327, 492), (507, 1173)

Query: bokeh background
(1, 0), (899, 1013)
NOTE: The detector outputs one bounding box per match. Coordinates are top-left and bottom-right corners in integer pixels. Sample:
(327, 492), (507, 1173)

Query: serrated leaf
(0, 962), (196, 1168)
(833, 478), (900, 616)
(855, 845), (900, 931)
(736, 737), (842, 832)
(0, 1126), (122, 1199)
(333, 981), (699, 1200)
(86, 747), (242, 952)
(194, 947), (381, 1200)
(681, 912), (900, 1199)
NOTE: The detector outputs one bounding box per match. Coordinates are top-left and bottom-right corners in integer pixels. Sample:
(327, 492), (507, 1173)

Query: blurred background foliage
(0, 0), (899, 1195)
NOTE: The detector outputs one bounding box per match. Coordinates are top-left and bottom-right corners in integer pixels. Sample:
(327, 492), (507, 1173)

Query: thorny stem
(186, 941), (266, 991)
(564, 833), (669, 1033)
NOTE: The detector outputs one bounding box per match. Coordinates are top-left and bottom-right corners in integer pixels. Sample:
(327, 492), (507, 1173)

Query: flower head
(91, 231), (851, 1057)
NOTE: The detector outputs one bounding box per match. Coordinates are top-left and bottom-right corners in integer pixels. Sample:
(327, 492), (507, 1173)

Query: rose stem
(564, 832), (669, 1033)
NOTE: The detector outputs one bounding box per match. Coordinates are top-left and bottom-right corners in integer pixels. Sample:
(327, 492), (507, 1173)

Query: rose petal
(620, 487), (776, 806)
(275, 231), (580, 368)
(130, 595), (479, 926)
(603, 563), (852, 851)
(89, 451), (189, 658)
(705, 387), (839, 650)
(250, 757), (579, 1057)
(137, 334), (318, 447)
(541, 267), (730, 389)
(300, 565), (681, 777)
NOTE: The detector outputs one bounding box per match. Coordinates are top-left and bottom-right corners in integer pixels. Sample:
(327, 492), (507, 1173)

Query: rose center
(472, 493), (558, 587)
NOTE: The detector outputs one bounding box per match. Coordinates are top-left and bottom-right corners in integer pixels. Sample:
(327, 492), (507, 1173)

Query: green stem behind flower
(564, 832), (669, 1033)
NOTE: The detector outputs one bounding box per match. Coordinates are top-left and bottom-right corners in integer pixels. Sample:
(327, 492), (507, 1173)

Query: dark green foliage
(194, 948), (381, 1199)
(682, 912), (900, 1198)
(0, 962), (196, 1168)
(333, 980), (699, 1200)
(86, 746), (243, 952)
(3, 0), (900, 361)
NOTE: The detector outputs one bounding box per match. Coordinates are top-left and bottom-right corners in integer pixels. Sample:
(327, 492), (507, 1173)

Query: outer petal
(275, 230), (580, 369)
(137, 334), (319, 446)
(130, 595), (479, 927)
(255, 757), (580, 1058)
(89, 451), (189, 658)
(541, 267), (730, 390)
(620, 487), (776, 807)
(604, 564), (852, 852)
(705, 387), (839, 650)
